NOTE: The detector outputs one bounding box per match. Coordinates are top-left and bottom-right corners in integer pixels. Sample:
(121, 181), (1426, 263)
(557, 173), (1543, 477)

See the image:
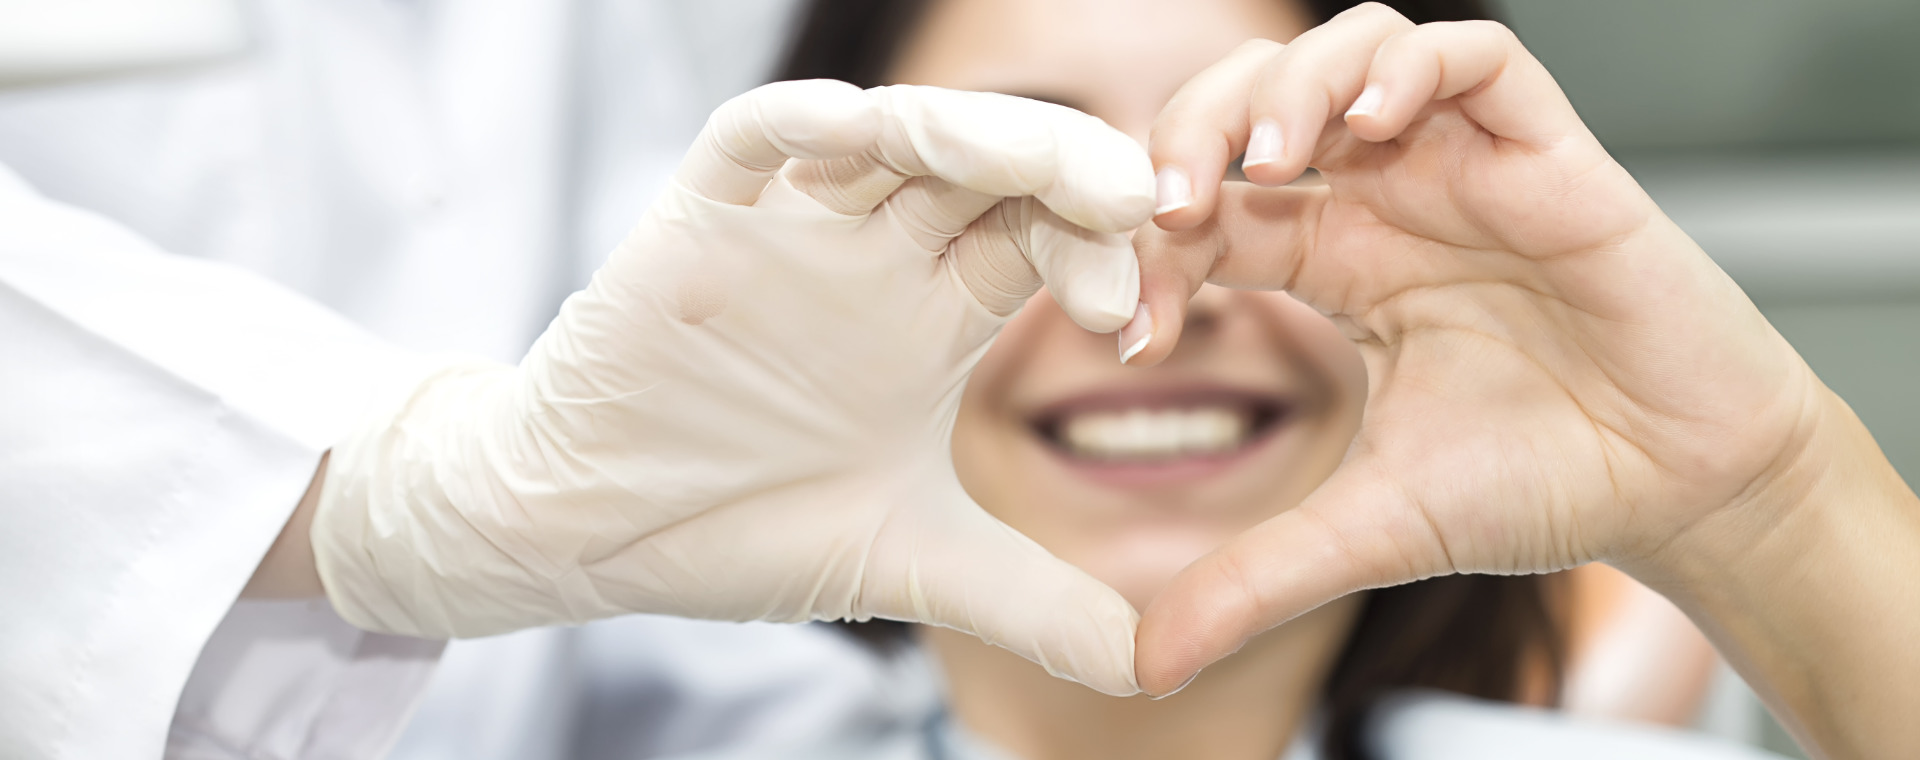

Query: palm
(1133, 7), (1838, 698)
(1287, 103), (1814, 576)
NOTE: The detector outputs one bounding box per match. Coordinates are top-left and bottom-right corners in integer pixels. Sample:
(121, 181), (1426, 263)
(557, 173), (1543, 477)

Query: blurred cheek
(963, 287), (1066, 400)
(1269, 292), (1367, 407)
(950, 288), (1072, 513)
(1076, 524), (1230, 611)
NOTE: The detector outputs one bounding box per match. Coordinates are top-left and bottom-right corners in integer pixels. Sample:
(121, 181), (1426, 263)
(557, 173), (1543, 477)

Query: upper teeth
(1058, 406), (1252, 461)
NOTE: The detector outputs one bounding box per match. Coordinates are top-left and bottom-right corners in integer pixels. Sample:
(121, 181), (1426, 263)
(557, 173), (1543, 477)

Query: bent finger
(1346, 20), (1583, 145)
(1241, 3), (1415, 185)
(1147, 38), (1284, 231)
(950, 197), (1138, 331)
(677, 80), (882, 206)
(880, 176), (1004, 251)
(1125, 182), (1328, 365)
(784, 155), (914, 217)
(863, 86), (1157, 234)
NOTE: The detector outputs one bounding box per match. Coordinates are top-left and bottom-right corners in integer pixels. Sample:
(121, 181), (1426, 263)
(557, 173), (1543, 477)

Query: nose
(1179, 284), (1233, 344)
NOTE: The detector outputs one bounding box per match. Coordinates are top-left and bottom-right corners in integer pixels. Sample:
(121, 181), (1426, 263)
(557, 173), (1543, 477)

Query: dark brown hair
(775, 0), (1503, 87)
(772, 2), (1563, 758)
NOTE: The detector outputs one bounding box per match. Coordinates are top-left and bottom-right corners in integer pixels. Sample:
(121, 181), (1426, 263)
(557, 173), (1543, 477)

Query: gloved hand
(311, 80), (1154, 695)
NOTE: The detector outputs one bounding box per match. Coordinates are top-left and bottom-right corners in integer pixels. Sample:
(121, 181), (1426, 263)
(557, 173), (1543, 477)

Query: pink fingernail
(1243, 119), (1283, 167)
(1154, 166), (1192, 216)
(1346, 84), (1384, 119)
(1118, 302), (1153, 364)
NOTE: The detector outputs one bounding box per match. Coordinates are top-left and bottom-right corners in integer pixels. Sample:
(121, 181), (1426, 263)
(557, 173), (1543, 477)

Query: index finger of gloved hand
(1146, 38), (1284, 232)
(1134, 462), (1441, 696)
(865, 487), (1142, 697)
(1123, 182), (1328, 365)
(1344, 21), (1585, 146)
(676, 80), (882, 206)
(863, 85), (1157, 234)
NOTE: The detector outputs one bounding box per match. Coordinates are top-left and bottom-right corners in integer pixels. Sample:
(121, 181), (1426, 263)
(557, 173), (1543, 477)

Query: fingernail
(1149, 670), (1202, 701)
(1346, 84), (1384, 119)
(1154, 166), (1192, 216)
(1242, 119), (1283, 168)
(1118, 302), (1153, 364)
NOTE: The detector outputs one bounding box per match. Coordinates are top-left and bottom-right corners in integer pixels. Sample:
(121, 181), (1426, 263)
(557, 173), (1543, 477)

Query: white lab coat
(0, 1), (800, 757)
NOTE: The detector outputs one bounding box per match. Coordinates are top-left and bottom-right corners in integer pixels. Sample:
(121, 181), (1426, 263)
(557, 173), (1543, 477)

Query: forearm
(241, 452), (328, 599)
(1644, 388), (1920, 758)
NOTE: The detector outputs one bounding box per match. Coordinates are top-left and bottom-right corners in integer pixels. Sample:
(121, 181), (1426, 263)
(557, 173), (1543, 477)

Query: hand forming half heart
(1122, 5), (1839, 702)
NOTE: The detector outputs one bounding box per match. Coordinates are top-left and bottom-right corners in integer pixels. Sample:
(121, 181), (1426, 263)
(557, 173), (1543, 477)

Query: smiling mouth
(1029, 392), (1290, 465)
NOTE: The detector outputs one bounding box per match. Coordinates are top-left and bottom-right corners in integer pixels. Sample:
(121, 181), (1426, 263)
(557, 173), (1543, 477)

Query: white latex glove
(312, 81), (1155, 695)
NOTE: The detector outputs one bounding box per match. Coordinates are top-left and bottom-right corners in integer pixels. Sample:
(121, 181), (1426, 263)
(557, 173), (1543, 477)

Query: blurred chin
(1070, 524), (1228, 611)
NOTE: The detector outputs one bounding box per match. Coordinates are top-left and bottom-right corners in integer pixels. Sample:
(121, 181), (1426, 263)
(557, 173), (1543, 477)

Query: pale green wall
(1502, 0), (1920, 152)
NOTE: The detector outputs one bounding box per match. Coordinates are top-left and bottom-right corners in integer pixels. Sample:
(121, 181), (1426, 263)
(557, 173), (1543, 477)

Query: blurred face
(894, 0), (1369, 608)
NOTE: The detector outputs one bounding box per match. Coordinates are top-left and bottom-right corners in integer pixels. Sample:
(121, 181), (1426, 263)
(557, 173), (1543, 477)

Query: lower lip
(1041, 432), (1278, 489)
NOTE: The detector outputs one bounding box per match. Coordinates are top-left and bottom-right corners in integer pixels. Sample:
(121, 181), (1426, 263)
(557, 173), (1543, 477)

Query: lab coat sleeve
(0, 164), (446, 759)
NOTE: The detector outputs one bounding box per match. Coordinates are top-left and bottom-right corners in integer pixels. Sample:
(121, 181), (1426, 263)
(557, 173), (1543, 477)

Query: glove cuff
(311, 357), (530, 637)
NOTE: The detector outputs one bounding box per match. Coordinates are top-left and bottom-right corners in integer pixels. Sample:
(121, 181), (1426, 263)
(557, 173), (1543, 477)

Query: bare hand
(1129, 5), (1830, 708)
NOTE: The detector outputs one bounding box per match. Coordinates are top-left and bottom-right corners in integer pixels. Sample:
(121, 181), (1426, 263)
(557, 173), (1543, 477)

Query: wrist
(1631, 384), (1920, 756)
(241, 452), (328, 599)
(1637, 383), (1902, 596)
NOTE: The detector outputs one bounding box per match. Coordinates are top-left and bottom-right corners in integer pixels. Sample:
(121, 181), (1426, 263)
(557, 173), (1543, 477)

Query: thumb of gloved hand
(858, 461), (1140, 695)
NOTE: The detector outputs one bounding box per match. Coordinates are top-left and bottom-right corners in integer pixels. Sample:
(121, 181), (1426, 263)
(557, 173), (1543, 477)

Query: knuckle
(1481, 19), (1521, 40)
(1145, 114), (1203, 144)
(1457, 19), (1521, 45)
(1345, 2), (1413, 27)
(1343, 2), (1390, 18)
(1231, 37), (1285, 58)
(1146, 109), (1220, 154)
(1381, 25), (1442, 61)
(1211, 546), (1269, 626)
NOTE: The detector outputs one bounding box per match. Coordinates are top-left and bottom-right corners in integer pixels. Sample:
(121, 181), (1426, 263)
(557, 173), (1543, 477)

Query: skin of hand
(1123, 4), (1920, 755)
(243, 453), (327, 599)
